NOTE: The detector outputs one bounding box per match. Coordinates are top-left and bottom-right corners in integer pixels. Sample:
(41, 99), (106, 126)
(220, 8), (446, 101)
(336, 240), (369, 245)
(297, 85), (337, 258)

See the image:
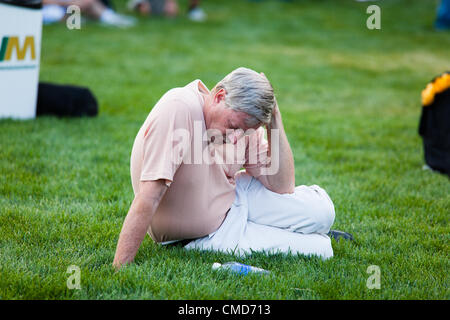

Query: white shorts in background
(184, 171), (336, 260)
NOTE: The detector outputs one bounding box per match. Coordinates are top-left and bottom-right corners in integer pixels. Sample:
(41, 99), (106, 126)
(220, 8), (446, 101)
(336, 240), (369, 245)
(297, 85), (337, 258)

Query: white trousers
(184, 171), (336, 260)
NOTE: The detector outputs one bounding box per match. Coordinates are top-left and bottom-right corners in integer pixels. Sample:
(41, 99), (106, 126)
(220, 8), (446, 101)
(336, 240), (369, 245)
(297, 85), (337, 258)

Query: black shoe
(327, 230), (354, 241)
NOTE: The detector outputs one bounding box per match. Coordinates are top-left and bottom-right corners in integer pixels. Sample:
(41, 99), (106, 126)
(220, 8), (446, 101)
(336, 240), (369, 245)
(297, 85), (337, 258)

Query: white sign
(0, 3), (43, 119)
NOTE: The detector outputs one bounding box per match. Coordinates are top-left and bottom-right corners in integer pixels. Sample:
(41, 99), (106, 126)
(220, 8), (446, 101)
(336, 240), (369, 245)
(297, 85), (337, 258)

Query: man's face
(207, 101), (261, 144)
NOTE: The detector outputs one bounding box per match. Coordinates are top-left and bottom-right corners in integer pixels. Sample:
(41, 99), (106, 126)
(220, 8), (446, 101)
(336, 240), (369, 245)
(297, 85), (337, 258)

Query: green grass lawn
(1, 0), (449, 299)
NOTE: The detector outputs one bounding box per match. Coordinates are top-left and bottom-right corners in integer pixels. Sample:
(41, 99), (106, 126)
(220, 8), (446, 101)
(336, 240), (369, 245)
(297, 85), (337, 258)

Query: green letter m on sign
(0, 37), (9, 61)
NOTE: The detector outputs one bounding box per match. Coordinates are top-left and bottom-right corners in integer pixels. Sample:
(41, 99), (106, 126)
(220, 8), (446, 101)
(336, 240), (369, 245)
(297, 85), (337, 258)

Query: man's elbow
(132, 193), (157, 216)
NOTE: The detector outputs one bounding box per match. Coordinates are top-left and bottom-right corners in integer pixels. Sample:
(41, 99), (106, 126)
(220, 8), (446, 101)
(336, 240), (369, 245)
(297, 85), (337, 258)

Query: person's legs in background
(164, 0), (179, 18)
(187, 0), (206, 21)
(72, 0), (137, 27)
(126, 0), (177, 18)
(127, 0), (204, 20)
(42, 0), (136, 27)
(73, 0), (105, 20)
(99, 0), (114, 10)
(127, 0), (151, 15)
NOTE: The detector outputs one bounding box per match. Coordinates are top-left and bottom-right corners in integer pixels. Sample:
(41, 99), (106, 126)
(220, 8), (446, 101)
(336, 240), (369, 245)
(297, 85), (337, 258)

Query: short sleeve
(244, 127), (270, 178)
(140, 100), (192, 187)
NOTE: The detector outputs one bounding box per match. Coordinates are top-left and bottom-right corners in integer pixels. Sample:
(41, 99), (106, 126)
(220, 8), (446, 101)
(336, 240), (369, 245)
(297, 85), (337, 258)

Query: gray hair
(213, 67), (275, 126)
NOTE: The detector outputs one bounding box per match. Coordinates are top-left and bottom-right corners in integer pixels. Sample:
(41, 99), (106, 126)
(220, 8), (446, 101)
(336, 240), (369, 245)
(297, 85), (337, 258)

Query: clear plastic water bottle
(212, 262), (270, 275)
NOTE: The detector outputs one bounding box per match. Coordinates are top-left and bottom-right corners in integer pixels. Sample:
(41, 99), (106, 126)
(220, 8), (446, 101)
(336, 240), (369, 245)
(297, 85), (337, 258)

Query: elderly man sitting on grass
(113, 67), (352, 269)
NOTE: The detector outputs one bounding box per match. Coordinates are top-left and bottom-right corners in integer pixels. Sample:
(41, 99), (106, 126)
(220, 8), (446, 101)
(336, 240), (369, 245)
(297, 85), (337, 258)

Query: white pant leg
(245, 172), (335, 234)
(185, 204), (334, 260)
(185, 172), (334, 259)
(238, 222), (333, 259)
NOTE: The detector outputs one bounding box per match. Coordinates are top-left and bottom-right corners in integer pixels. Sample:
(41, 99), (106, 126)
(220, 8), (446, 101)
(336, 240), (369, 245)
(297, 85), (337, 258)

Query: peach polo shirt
(130, 79), (269, 242)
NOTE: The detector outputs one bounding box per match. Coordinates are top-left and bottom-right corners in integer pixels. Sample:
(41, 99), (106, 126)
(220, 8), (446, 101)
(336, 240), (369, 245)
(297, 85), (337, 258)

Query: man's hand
(113, 180), (167, 270)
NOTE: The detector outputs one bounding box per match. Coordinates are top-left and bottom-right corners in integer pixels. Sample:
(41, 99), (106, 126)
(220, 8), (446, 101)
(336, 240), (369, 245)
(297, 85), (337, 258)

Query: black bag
(36, 82), (98, 117)
(418, 72), (450, 176)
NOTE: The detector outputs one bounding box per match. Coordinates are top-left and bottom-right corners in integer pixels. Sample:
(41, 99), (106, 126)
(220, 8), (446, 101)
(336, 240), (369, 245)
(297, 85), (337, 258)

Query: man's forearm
(113, 180), (167, 269)
(265, 110), (296, 194)
(113, 194), (157, 269)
